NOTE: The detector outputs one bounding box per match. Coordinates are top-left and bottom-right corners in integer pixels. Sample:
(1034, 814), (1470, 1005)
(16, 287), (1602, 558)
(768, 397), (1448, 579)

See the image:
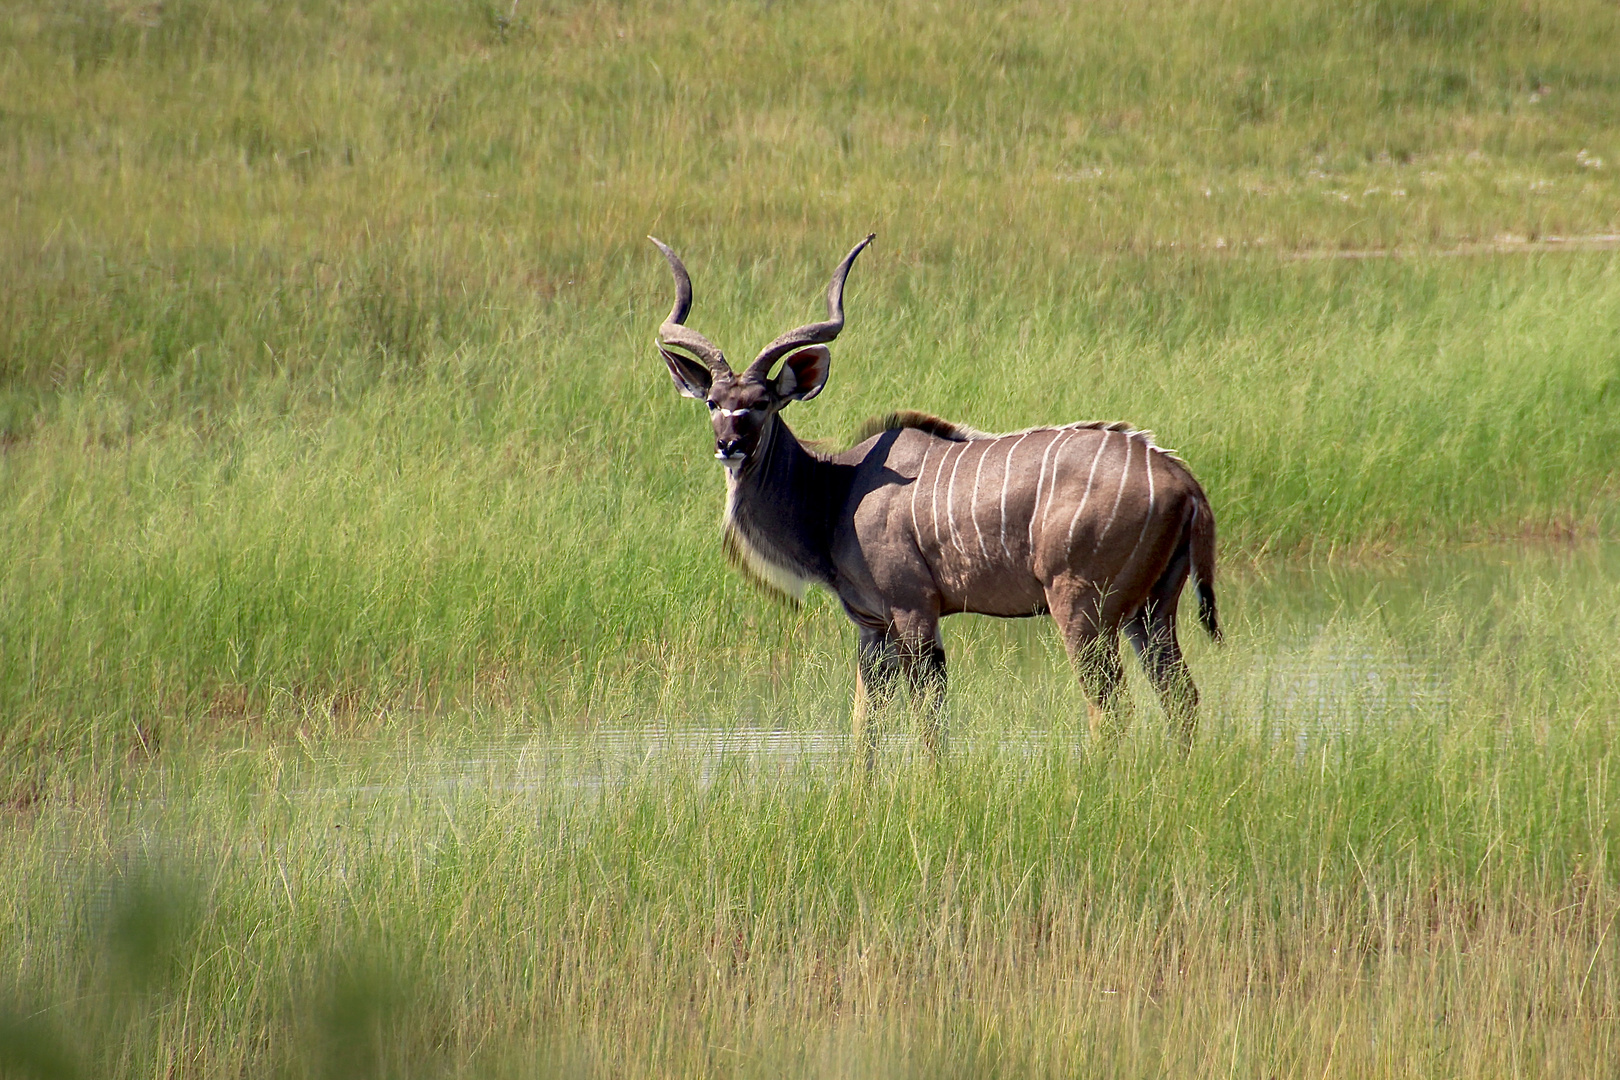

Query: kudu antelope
(651, 235), (1221, 758)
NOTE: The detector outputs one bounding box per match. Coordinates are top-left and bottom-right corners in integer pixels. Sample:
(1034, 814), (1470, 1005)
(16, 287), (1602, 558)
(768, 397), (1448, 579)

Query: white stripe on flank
(1039, 428), (1077, 539)
(1125, 438), (1159, 566)
(1065, 431), (1113, 548)
(944, 441), (969, 555)
(930, 442), (946, 551)
(1096, 432), (1134, 549)
(997, 431), (1033, 560)
(1028, 429), (1066, 555)
(969, 439), (991, 559)
(911, 443), (930, 552)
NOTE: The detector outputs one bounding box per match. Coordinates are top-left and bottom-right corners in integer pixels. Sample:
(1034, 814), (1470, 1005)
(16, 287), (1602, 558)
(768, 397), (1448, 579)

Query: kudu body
(652, 236), (1221, 757)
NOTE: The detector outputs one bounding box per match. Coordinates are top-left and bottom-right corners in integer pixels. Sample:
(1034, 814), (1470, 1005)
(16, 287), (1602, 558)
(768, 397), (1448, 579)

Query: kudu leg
(902, 639), (949, 761)
(1125, 603), (1199, 751)
(1047, 579), (1133, 742)
(853, 627), (902, 770)
(1075, 632), (1130, 742)
(893, 611), (949, 761)
(1125, 548), (1200, 750)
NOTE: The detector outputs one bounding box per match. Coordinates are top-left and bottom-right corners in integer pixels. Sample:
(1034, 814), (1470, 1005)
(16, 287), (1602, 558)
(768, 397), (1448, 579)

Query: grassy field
(5, 602), (1619, 1077)
(3, 0), (1619, 1075)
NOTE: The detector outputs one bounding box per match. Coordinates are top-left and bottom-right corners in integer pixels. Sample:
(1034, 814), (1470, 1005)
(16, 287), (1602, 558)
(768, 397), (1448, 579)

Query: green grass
(4, 692), (1618, 1077)
(4, 0), (1620, 742)
(3, 1), (1620, 1074)
(4, 546), (1619, 1077)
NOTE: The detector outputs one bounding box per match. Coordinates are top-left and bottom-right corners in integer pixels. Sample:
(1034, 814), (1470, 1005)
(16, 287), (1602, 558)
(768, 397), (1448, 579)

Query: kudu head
(651, 235), (875, 471)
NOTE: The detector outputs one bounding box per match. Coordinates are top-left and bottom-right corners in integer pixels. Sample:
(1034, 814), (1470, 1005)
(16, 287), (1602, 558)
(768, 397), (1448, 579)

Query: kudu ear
(661, 347), (714, 400)
(772, 345), (831, 403)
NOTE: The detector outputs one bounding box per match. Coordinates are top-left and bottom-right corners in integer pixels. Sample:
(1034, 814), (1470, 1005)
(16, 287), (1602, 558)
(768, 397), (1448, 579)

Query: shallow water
(303, 542), (1619, 793)
(1229, 541), (1619, 723)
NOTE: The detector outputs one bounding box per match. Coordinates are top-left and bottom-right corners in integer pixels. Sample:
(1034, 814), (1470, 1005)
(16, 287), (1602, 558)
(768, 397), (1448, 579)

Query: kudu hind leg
(1047, 580), (1132, 742)
(1126, 548), (1200, 748)
(1126, 606), (1199, 749)
(1075, 631), (1130, 742)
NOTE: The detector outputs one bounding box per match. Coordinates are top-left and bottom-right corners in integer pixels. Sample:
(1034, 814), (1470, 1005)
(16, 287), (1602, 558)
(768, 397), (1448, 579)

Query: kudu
(652, 235), (1221, 759)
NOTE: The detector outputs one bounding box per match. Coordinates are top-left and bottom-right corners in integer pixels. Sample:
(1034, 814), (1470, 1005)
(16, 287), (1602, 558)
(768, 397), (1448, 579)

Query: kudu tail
(1189, 497), (1222, 643)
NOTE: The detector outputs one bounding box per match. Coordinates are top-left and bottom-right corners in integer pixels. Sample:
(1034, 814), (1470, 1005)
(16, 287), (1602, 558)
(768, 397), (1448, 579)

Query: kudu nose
(717, 438), (744, 459)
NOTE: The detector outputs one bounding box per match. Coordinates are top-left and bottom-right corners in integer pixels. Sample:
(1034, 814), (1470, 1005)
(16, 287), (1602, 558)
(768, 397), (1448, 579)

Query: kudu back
(652, 235), (1221, 758)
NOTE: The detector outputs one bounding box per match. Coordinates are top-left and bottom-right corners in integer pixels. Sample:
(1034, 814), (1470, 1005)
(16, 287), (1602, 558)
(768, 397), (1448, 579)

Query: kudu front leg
(901, 639), (949, 761)
(894, 611), (948, 761)
(852, 627), (902, 771)
(852, 619), (948, 765)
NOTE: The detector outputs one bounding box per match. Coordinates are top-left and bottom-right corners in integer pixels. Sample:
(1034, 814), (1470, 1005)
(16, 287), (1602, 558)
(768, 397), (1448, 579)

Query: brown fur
(721, 525), (803, 606)
(850, 410), (991, 447)
(656, 236), (1218, 756)
(854, 413), (1196, 465)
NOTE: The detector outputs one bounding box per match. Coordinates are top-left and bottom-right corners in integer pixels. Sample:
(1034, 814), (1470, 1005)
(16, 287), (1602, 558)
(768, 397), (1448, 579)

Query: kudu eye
(706, 400), (718, 411)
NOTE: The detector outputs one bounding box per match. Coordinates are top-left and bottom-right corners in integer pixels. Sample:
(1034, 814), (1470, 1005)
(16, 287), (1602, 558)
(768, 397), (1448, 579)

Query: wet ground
(285, 542), (1619, 797)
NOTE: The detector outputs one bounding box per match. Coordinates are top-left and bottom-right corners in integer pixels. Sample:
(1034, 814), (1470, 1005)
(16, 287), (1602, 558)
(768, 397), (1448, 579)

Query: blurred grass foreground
(2, 0), (1619, 1076)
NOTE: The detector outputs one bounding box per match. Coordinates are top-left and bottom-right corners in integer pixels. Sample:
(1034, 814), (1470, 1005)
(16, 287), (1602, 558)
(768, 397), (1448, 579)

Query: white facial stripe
(1066, 431), (1113, 548)
(998, 431), (1032, 560)
(720, 408), (751, 417)
(969, 438), (991, 559)
(1097, 432), (1133, 548)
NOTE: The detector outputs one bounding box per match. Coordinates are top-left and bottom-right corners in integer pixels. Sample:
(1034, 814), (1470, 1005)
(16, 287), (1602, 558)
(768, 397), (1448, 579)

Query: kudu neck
(726, 413), (849, 586)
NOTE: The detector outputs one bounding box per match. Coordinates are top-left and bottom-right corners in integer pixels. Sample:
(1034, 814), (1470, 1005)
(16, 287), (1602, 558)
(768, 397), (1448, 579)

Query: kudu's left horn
(650, 237), (731, 377)
(743, 234), (876, 382)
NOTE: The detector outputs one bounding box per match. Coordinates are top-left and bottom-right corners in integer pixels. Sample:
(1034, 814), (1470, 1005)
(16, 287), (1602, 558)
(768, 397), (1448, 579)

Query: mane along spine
(850, 411), (990, 446)
(1043, 420), (1187, 465)
(853, 413), (1186, 463)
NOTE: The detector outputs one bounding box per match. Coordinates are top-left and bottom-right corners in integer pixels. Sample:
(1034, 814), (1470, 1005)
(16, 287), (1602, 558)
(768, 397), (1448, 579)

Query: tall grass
(8, 250), (1619, 760)
(2, 6), (1619, 1071)
(4, 544), (1618, 1076)
(3, 686), (1617, 1076)
(4, 0), (1620, 743)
